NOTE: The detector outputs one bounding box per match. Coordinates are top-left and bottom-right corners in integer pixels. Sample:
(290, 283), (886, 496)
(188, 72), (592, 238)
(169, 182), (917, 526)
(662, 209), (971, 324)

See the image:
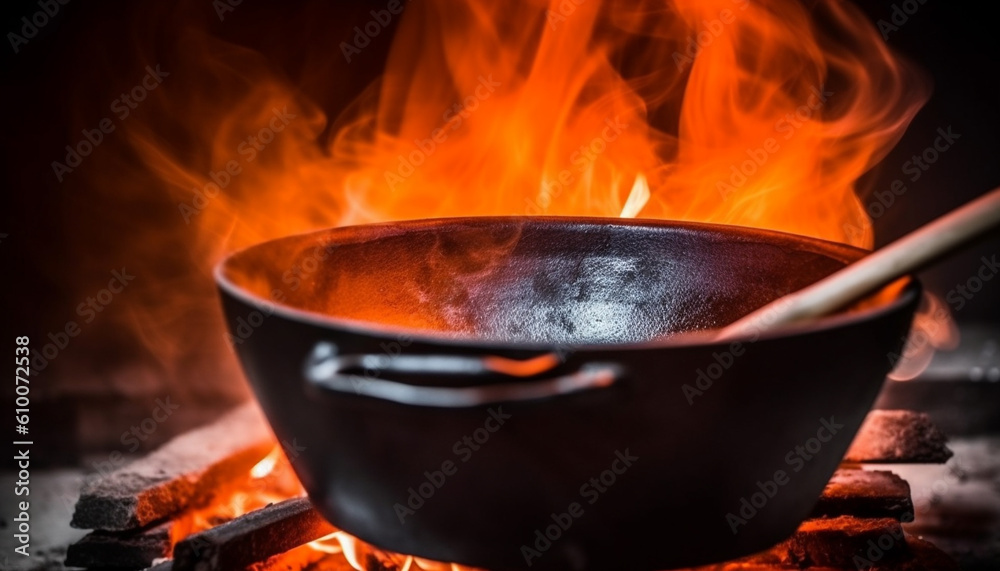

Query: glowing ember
(167, 444), (484, 569)
(169, 444), (304, 545)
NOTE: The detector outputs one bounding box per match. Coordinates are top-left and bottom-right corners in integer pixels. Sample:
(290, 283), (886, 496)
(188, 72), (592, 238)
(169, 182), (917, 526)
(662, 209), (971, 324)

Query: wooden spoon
(716, 186), (1000, 340)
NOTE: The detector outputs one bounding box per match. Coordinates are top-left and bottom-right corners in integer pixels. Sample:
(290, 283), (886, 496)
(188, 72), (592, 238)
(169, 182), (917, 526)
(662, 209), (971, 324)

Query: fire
(60, 0), (931, 388)
(308, 531), (483, 571)
(168, 443), (484, 570)
(167, 441), (481, 570)
(70, 0), (930, 391)
(83, 0), (933, 568)
(83, 0), (928, 360)
(322, 0), (924, 242)
(169, 444), (305, 545)
(621, 174), (651, 218)
(250, 445), (282, 479)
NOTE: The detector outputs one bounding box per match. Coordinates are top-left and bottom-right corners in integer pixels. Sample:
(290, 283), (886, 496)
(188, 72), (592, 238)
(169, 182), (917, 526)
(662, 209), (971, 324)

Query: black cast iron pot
(215, 217), (919, 571)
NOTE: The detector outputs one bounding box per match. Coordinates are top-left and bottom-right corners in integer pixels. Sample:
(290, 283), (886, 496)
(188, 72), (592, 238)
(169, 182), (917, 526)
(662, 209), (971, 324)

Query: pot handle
(303, 341), (621, 407)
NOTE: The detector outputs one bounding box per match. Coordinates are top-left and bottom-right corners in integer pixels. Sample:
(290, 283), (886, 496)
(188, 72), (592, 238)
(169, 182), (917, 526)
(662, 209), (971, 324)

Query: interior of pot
(219, 217), (872, 344)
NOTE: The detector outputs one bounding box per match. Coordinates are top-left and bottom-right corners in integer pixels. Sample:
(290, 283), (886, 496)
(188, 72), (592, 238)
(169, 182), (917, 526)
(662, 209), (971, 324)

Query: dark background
(0, 0), (406, 462)
(1, 0), (998, 463)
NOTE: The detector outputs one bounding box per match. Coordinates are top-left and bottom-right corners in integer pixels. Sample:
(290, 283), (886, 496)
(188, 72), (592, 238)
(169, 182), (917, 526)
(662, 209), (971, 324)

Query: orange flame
(249, 445), (282, 479)
(78, 0), (925, 385)
(67, 0), (929, 384)
(308, 531), (483, 571)
(889, 291), (960, 381)
(105, 0), (928, 252)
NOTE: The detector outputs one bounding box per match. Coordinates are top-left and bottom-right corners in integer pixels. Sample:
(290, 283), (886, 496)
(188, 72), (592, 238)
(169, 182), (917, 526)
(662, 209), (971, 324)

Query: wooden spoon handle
(716, 186), (1000, 341)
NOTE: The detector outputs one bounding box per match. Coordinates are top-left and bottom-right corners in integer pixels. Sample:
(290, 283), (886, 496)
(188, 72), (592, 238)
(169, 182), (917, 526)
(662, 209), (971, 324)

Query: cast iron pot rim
(214, 215), (919, 351)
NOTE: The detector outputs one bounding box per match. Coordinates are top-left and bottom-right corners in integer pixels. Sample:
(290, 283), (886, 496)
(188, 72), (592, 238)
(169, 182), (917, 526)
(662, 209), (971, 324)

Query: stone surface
(0, 469), (87, 571)
(721, 516), (909, 569)
(813, 469), (914, 520)
(65, 522), (172, 568)
(71, 402), (275, 531)
(845, 410), (952, 464)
